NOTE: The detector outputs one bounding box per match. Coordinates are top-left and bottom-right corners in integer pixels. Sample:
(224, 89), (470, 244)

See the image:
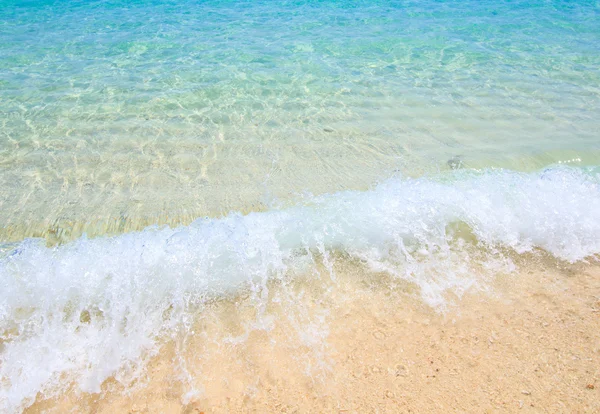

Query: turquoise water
(1, 0), (599, 242)
(1, 1), (600, 411)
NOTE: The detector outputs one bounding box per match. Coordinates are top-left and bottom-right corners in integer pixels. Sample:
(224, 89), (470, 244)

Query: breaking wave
(1, 165), (600, 412)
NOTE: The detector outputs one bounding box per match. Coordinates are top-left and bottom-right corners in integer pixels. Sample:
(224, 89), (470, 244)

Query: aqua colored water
(1, 1), (600, 412)
(1, 0), (599, 242)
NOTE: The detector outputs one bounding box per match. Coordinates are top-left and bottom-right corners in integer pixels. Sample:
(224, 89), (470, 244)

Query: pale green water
(1, 0), (599, 243)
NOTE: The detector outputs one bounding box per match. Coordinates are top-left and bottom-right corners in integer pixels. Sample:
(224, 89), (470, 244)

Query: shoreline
(26, 259), (600, 413)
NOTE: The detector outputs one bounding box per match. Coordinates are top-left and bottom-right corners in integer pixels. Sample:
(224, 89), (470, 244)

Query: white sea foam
(1, 166), (600, 412)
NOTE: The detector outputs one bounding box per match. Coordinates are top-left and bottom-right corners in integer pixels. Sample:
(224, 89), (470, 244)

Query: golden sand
(27, 259), (600, 413)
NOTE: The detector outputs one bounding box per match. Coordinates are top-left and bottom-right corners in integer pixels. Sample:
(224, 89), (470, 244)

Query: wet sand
(27, 259), (600, 413)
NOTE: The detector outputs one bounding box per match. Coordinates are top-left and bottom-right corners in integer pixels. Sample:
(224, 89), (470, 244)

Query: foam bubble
(1, 166), (600, 412)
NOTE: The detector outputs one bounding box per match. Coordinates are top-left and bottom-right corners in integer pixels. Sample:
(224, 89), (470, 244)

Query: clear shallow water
(1, 0), (600, 412)
(1, 0), (599, 242)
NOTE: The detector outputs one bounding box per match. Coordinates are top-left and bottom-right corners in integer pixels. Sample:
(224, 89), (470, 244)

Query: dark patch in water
(447, 156), (463, 170)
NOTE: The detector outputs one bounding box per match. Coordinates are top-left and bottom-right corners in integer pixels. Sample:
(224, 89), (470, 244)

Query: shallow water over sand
(1, 0), (599, 243)
(1, 1), (600, 412)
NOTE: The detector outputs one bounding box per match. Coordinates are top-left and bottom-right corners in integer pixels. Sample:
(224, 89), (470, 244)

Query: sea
(1, 0), (599, 412)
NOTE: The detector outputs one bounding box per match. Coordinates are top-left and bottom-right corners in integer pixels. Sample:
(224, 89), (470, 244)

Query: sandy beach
(26, 257), (600, 413)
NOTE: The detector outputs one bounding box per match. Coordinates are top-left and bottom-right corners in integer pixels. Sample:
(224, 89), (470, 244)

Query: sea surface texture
(1, 0), (599, 412)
